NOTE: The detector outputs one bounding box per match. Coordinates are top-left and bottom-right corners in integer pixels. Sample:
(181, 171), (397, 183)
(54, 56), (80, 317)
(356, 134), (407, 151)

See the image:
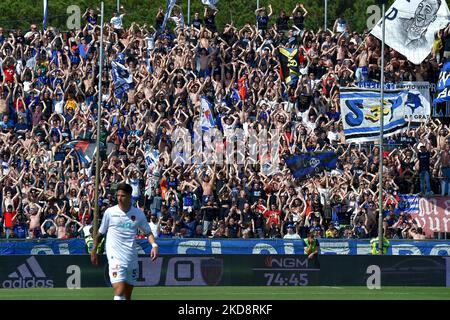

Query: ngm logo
(264, 256), (309, 269)
(2, 257), (53, 288)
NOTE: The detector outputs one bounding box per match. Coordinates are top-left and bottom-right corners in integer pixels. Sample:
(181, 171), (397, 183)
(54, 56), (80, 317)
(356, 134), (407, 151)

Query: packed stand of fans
(0, 4), (449, 241)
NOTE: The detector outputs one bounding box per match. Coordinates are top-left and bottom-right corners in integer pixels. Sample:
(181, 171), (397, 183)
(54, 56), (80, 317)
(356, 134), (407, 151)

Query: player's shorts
(108, 259), (138, 286)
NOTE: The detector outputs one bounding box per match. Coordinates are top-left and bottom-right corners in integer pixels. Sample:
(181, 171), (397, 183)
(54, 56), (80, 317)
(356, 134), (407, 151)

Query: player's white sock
(114, 295), (126, 300)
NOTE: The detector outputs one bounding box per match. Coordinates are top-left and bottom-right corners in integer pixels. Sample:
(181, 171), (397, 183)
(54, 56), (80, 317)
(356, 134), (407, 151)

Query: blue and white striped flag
(161, 0), (177, 31)
(202, 0), (219, 10)
(398, 194), (419, 214)
(340, 88), (408, 143)
(43, 0), (48, 30)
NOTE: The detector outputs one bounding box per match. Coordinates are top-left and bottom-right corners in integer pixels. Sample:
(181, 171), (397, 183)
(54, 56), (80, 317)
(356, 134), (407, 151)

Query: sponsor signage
(2, 256), (53, 288)
(0, 255), (446, 288)
(1, 239), (450, 256)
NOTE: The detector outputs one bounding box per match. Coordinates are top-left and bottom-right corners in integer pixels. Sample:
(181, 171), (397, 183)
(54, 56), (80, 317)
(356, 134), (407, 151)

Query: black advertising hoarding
(0, 255), (448, 288)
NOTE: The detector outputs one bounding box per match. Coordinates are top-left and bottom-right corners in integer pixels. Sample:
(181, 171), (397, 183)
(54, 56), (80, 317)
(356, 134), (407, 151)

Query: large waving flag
(144, 148), (160, 175)
(200, 96), (216, 131)
(111, 54), (134, 100)
(397, 194), (420, 215)
(340, 88), (408, 143)
(161, 0), (177, 31)
(285, 152), (338, 180)
(371, 0), (450, 65)
(277, 47), (300, 86)
(64, 140), (100, 164)
(435, 61), (450, 105)
(43, 0), (48, 30)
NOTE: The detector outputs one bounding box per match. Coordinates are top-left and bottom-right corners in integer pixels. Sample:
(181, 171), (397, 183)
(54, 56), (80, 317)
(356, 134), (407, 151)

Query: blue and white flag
(397, 194), (419, 215)
(357, 81), (431, 122)
(43, 0), (48, 30)
(200, 96), (215, 131)
(340, 88), (408, 143)
(144, 148), (160, 175)
(161, 0), (177, 31)
(111, 56), (134, 100)
(435, 61), (450, 105)
(202, 0), (219, 10)
(144, 148), (160, 197)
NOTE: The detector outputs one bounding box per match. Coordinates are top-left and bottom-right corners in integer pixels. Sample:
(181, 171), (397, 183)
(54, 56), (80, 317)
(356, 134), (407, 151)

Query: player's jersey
(99, 205), (151, 264)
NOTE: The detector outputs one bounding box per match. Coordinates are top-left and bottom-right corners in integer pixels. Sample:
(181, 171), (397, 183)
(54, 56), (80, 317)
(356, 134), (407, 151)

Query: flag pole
(93, 2), (104, 240)
(377, 2), (386, 255)
(188, 0), (191, 25)
(43, 0), (48, 30)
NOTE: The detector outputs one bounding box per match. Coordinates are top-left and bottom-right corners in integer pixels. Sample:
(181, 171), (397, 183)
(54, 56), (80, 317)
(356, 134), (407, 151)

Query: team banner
(414, 196), (450, 236)
(371, 0), (450, 65)
(435, 61), (450, 105)
(340, 88), (408, 143)
(111, 54), (134, 99)
(162, 0), (177, 31)
(357, 81), (431, 121)
(285, 152), (338, 179)
(277, 47), (300, 86)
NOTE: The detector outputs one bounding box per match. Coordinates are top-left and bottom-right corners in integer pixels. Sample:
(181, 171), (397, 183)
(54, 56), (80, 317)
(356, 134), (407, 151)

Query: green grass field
(0, 286), (448, 300)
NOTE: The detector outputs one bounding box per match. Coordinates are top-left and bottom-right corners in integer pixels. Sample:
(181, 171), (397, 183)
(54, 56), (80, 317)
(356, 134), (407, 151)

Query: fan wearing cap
(283, 223), (301, 239)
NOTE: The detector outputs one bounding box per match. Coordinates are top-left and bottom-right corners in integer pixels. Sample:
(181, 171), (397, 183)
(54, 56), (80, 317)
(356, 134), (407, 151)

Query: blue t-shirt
(256, 15), (269, 30)
(183, 192), (194, 207)
(13, 223), (28, 239)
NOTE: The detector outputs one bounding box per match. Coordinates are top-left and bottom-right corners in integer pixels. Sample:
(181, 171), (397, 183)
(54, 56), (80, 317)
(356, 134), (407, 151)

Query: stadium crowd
(0, 3), (449, 242)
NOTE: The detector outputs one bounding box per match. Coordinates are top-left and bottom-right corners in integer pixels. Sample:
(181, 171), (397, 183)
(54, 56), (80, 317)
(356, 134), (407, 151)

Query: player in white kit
(90, 183), (158, 300)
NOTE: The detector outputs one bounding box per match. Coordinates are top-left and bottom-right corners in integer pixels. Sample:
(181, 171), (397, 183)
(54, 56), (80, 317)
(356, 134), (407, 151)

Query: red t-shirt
(3, 211), (16, 228)
(2, 66), (14, 83)
(264, 210), (281, 225)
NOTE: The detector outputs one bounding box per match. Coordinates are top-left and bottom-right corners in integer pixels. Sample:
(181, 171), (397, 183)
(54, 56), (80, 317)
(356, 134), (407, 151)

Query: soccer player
(90, 183), (158, 300)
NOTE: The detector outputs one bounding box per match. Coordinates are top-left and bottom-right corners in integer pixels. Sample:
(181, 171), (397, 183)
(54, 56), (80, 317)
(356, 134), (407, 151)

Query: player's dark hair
(117, 183), (133, 195)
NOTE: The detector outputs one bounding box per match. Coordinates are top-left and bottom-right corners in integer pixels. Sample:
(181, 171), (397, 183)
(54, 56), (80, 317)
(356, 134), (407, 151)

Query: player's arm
(147, 232), (158, 261)
(90, 232), (104, 266)
(91, 210), (109, 266)
(139, 213), (158, 260)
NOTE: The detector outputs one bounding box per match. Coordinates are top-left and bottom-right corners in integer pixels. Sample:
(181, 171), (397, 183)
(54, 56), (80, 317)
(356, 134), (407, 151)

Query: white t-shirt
(283, 233), (301, 239)
(327, 130), (339, 143)
(110, 15), (124, 29)
(99, 205), (151, 264)
(128, 178), (140, 198)
(223, 123), (234, 139)
(318, 187), (331, 207)
(149, 221), (159, 239)
(54, 100), (64, 114)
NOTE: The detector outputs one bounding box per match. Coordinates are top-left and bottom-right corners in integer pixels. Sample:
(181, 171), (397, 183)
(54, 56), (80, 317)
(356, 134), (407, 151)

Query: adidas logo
(2, 256), (54, 288)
